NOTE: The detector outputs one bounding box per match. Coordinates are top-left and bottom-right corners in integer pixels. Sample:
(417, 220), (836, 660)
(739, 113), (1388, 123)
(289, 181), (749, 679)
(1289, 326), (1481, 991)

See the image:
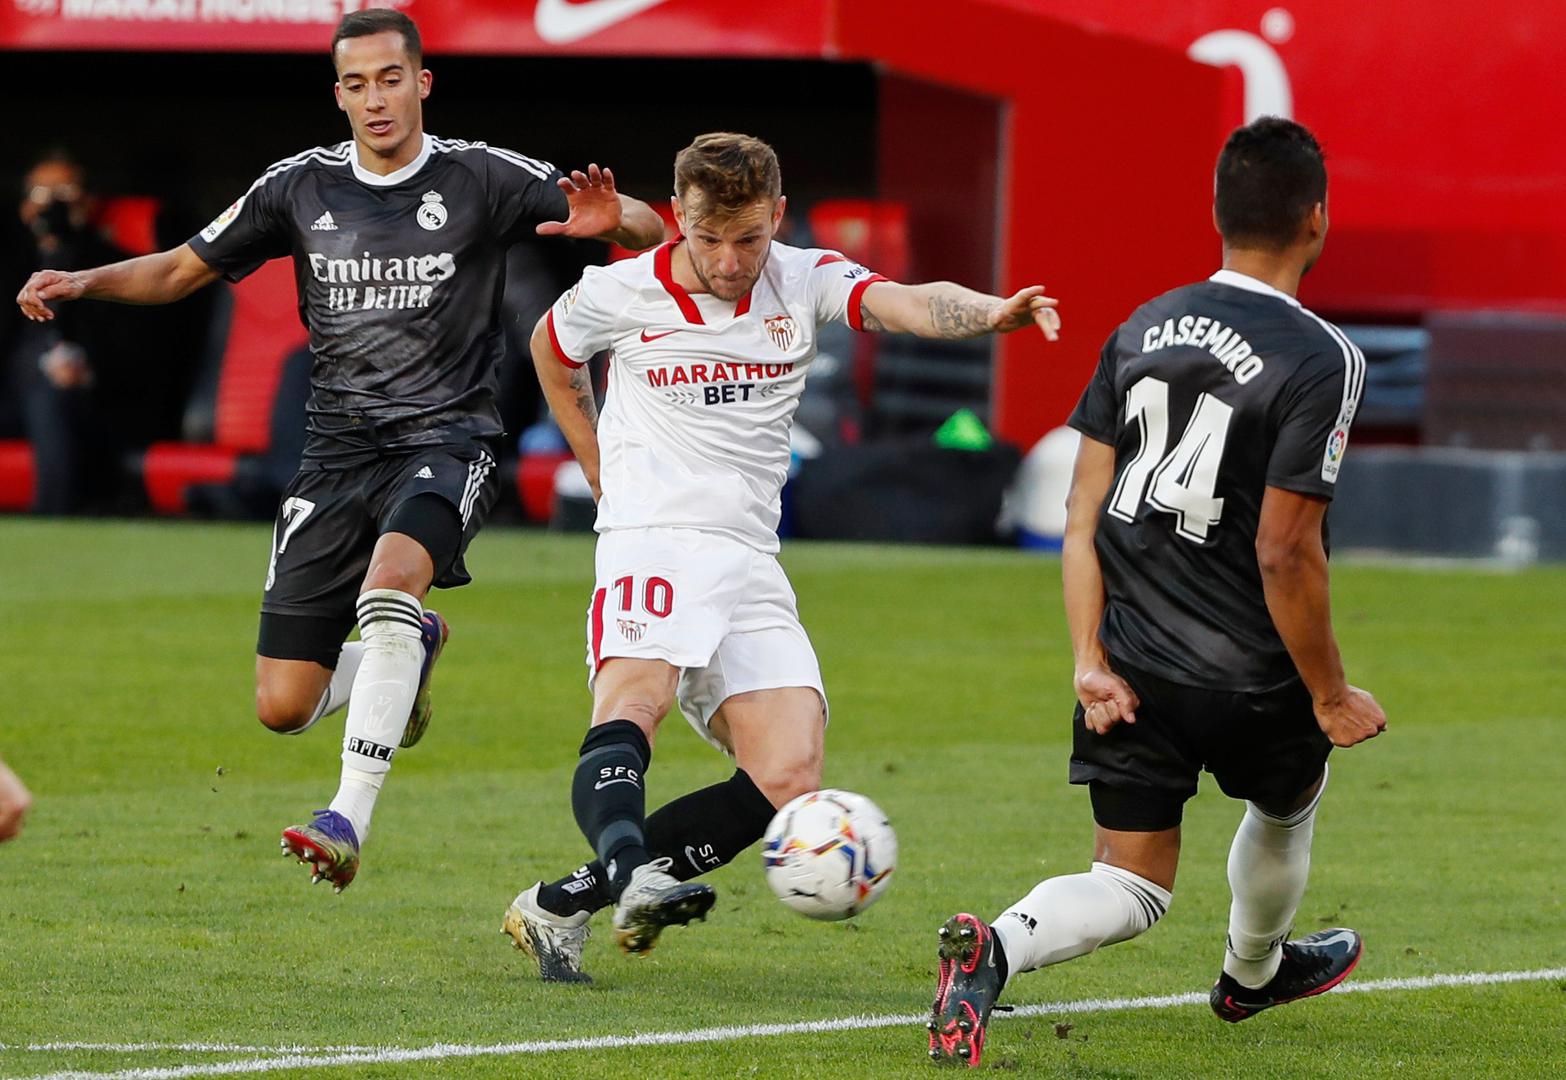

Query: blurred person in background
(0, 755), (31, 842)
(16, 9), (664, 893)
(1, 150), (135, 514)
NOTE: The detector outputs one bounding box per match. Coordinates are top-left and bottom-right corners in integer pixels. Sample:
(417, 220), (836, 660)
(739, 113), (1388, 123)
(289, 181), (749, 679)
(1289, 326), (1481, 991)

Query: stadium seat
(140, 258), (304, 514)
(805, 199), (911, 281)
(806, 200), (912, 422)
(515, 451), (574, 522)
(0, 442), (36, 511)
(94, 196), (162, 257)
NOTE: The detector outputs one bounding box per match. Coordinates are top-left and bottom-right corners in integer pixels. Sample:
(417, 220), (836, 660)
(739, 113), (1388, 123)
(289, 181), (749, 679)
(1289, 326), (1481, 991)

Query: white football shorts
(584, 527), (827, 752)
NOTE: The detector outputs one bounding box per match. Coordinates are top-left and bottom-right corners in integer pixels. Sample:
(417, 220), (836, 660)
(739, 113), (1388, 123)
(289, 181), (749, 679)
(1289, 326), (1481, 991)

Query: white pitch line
(8, 966), (1564, 1080)
(0, 1047), (374, 1057)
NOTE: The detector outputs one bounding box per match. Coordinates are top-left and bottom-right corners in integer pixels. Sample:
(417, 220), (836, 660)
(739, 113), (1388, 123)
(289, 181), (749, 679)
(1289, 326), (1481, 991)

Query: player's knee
(255, 686), (314, 733)
(749, 747), (823, 809)
(603, 700), (664, 740)
(360, 560), (429, 598)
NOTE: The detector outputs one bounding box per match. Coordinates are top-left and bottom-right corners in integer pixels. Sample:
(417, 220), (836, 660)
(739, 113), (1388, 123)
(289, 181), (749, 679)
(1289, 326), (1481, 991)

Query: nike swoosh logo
(534, 0), (672, 45)
(595, 778), (638, 790)
(640, 328), (682, 342)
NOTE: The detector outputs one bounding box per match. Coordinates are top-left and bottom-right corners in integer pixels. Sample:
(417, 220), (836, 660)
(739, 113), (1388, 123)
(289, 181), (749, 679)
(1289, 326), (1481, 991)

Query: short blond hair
(673, 133), (781, 224)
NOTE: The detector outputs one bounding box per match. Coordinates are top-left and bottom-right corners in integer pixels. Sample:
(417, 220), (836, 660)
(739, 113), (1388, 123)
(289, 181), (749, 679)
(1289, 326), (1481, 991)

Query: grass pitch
(1, 519), (1563, 1078)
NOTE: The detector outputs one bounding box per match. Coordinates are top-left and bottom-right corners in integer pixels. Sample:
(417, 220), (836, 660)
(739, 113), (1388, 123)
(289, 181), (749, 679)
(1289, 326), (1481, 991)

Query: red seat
(806, 200), (911, 281)
(94, 196), (162, 257)
(0, 442), (35, 511)
(515, 452), (573, 522)
(807, 200), (912, 411)
(142, 258), (304, 513)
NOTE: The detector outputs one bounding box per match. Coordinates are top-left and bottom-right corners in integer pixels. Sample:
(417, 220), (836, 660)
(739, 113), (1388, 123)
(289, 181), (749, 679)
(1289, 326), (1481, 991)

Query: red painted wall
(1006, 0), (1566, 315)
(836, 0), (1227, 447)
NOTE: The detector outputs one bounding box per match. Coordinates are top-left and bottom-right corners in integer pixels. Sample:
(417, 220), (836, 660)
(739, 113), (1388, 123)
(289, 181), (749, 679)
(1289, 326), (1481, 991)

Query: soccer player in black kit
(16, 10), (664, 892)
(927, 118), (1389, 1067)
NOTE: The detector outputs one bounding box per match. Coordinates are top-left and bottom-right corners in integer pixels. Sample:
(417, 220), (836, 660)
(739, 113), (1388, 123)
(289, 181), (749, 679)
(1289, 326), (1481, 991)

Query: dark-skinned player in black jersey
(16, 10), (665, 893)
(928, 118), (1388, 1067)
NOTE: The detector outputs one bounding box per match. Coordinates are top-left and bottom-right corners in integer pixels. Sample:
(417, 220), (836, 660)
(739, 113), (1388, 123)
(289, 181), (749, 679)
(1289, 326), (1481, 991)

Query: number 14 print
(1109, 377), (1233, 542)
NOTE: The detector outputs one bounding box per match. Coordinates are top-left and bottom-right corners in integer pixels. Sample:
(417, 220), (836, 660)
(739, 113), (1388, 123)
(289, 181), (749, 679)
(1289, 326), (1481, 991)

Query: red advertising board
(0, 0), (831, 56)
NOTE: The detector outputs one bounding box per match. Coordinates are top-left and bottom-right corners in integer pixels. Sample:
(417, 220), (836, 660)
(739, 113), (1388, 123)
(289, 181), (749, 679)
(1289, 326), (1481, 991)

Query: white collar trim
(351, 132), (433, 187)
(1208, 268), (1301, 308)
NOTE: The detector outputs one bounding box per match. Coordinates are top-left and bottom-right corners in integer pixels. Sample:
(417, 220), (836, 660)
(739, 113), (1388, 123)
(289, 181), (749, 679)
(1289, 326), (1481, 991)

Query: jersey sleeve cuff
(546, 309), (587, 369)
(847, 274), (890, 332)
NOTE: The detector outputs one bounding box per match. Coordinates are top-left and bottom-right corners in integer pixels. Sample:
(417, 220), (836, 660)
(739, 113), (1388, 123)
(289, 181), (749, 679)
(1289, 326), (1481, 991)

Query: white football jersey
(546, 240), (886, 552)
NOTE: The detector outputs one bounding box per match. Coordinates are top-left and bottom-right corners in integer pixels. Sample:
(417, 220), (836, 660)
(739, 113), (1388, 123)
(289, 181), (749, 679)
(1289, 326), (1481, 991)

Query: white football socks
(1222, 766), (1328, 989)
(991, 861), (1172, 986)
(282, 642), (368, 735)
(327, 590), (424, 843)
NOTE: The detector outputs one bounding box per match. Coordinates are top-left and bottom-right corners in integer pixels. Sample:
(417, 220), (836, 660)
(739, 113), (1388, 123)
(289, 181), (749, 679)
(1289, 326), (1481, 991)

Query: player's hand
(538, 163), (623, 239)
(1076, 665), (1139, 734)
(0, 758), (32, 843)
(16, 269), (87, 323)
(989, 286), (1061, 341)
(1313, 685), (1387, 747)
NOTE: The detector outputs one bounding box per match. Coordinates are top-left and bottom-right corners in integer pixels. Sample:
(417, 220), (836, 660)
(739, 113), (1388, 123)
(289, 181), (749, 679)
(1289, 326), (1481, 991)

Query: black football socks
(543, 767), (776, 917)
(570, 720), (652, 900)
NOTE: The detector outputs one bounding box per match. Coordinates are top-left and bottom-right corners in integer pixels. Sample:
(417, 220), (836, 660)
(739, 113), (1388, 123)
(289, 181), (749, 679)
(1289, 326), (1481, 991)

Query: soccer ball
(761, 789), (897, 920)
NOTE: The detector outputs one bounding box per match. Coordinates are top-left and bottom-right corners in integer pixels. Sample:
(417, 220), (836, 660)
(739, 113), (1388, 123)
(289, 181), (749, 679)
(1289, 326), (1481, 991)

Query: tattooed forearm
(859, 303), (886, 332)
(928, 289), (994, 339)
(570, 364), (599, 431)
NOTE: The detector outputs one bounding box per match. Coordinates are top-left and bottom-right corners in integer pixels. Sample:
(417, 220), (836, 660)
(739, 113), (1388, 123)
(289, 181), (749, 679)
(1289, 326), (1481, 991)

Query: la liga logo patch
(201, 197), (244, 242)
(1321, 426), (1349, 481)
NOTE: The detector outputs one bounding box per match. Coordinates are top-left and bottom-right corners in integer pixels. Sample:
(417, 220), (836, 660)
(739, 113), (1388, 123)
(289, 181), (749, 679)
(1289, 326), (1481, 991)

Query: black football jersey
(188, 134), (569, 467)
(1069, 270), (1366, 692)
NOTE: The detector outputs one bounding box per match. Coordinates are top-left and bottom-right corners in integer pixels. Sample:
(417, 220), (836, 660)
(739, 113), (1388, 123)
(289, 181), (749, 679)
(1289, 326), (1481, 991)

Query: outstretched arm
(859, 280), (1061, 341)
(16, 243), (220, 323)
(536, 164), (664, 251)
(530, 313), (602, 501)
(1062, 436), (1141, 733)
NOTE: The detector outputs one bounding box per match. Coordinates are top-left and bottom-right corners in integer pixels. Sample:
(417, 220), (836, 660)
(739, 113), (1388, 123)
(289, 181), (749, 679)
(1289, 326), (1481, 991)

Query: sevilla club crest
(764, 314), (798, 352)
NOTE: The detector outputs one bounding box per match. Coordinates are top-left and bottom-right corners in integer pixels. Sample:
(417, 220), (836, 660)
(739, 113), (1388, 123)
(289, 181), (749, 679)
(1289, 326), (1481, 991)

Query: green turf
(1, 519), (1563, 1079)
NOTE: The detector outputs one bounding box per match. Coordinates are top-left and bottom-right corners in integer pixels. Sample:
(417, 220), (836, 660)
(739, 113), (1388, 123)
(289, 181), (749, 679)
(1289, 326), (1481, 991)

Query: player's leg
(1205, 679), (1355, 1021)
(583, 657), (719, 954)
(524, 685), (820, 929)
(929, 789), (1180, 1066)
(254, 645), (365, 735)
(297, 449), (494, 888)
(503, 658), (681, 978)
(257, 472), (388, 890)
(711, 686), (825, 806)
(253, 477), (369, 735)
(655, 558), (831, 877)
(930, 663), (1192, 1066)
(531, 762), (779, 925)
(506, 531), (746, 973)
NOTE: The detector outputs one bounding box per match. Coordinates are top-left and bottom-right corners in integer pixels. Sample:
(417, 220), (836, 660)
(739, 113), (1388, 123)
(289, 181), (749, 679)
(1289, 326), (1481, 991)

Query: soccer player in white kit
(501, 133), (1061, 981)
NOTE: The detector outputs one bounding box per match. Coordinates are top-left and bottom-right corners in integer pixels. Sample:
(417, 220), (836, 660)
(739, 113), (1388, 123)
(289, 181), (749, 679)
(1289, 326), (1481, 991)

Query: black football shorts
(1069, 656), (1332, 831)
(256, 440), (500, 659)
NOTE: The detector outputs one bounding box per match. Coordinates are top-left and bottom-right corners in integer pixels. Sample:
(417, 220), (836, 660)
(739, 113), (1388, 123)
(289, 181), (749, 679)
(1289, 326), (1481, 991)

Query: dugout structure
(4, 0), (1224, 450)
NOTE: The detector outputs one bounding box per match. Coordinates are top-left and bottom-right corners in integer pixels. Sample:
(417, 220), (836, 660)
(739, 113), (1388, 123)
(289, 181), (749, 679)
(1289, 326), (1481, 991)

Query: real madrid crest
(764, 314), (797, 352)
(417, 190), (447, 231)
